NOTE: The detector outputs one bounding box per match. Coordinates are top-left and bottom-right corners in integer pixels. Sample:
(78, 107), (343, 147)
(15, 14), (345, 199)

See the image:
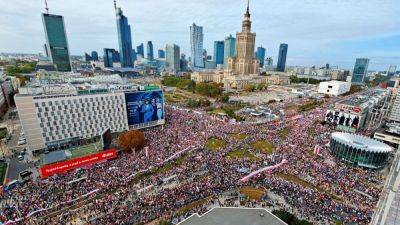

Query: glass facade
(147, 41), (154, 60)
(103, 48), (115, 68)
(166, 44), (180, 72)
(351, 58), (370, 84)
(158, 49), (165, 59)
(330, 138), (389, 169)
(42, 13), (71, 72)
(224, 35), (236, 67)
(137, 43), (144, 57)
(277, 43), (288, 72)
(256, 46), (266, 67)
(213, 41), (225, 66)
(116, 8), (133, 67)
(190, 23), (204, 68)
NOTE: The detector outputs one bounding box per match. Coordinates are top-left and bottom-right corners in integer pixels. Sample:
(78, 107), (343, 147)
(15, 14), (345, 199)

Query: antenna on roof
(44, 0), (49, 13)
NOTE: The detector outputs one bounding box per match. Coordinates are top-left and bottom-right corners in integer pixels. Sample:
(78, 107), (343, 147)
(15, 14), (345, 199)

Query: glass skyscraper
(116, 8), (133, 67)
(277, 43), (288, 72)
(213, 41), (225, 66)
(166, 44), (180, 72)
(351, 58), (370, 84)
(256, 46), (266, 67)
(224, 35), (236, 67)
(158, 49), (165, 59)
(42, 13), (72, 72)
(103, 48), (115, 67)
(190, 23), (204, 68)
(91, 51), (99, 61)
(137, 43), (144, 57)
(147, 41), (154, 60)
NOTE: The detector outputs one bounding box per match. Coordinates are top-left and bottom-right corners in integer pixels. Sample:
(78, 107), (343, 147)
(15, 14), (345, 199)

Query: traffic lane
(6, 156), (34, 181)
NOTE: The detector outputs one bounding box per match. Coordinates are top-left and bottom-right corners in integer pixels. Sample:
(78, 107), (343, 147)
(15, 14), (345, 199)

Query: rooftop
(177, 207), (287, 225)
(338, 89), (388, 107)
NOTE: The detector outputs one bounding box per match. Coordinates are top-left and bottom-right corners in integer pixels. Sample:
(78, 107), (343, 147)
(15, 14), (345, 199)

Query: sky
(0, 0), (399, 71)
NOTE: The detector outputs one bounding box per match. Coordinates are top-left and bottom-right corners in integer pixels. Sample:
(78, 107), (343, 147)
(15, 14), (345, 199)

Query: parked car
(17, 140), (26, 145)
(18, 155), (24, 161)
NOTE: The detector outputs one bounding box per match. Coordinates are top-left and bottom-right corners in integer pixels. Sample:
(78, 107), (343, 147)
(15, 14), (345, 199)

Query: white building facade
(318, 81), (351, 96)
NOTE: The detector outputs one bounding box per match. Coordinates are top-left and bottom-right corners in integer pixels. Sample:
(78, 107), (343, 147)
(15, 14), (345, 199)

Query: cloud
(0, 0), (398, 70)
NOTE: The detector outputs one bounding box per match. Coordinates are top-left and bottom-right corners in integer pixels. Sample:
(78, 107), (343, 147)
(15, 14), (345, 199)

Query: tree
(117, 130), (146, 152)
(243, 84), (256, 92)
(221, 93), (230, 103)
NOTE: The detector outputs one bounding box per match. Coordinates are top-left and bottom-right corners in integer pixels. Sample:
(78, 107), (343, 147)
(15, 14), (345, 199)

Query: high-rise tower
(42, 0), (72, 71)
(226, 0), (259, 75)
(190, 23), (204, 68)
(115, 2), (133, 67)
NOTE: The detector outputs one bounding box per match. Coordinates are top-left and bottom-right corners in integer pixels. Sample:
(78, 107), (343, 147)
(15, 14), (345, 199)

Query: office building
(277, 43), (288, 72)
(103, 48), (116, 68)
(190, 23), (204, 68)
(84, 53), (92, 62)
(137, 43), (144, 57)
(158, 49), (165, 59)
(180, 54), (189, 72)
(351, 58), (370, 84)
(42, 13), (72, 71)
(224, 35), (236, 67)
(166, 44), (180, 72)
(326, 63), (330, 69)
(15, 74), (165, 153)
(112, 50), (120, 62)
(91, 51), (99, 61)
(256, 46), (266, 67)
(131, 49), (137, 62)
(115, 7), (133, 67)
(213, 41), (224, 66)
(147, 41), (154, 60)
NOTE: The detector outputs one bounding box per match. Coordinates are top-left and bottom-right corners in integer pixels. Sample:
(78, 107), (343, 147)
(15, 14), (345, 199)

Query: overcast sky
(0, 0), (399, 70)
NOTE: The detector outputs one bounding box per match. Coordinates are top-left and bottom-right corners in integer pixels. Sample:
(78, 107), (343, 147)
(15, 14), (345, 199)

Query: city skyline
(0, 0), (399, 70)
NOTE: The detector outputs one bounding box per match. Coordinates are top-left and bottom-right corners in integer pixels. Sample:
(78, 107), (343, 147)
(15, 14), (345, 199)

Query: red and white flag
(314, 145), (322, 155)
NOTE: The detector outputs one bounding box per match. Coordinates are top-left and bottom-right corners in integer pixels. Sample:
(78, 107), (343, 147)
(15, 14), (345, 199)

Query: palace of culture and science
(191, 2), (288, 89)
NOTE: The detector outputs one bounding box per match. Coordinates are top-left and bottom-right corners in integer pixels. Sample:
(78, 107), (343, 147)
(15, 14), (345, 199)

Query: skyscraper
(166, 44), (180, 72)
(137, 43), (144, 57)
(158, 49), (165, 59)
(115, 6), (133, 67)
(91, 51), (99, 61)
(256, 46), (266, 67)
(224, 34), (236, 67)
(190, 23), (204, 68)
(42, 11), (72, 71)
(277, 43), (288, 72)
(213, 41), (225, 66)
(103, 48), (115, 67)
(351, 58), (370, 84)
(131, 49), (137, 62)
(226, 1), (260, 75)
(147, 41), (154, 60)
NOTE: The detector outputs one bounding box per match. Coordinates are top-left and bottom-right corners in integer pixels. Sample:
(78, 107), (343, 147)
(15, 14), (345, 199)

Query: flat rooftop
(337, 89), (387, 107)
(177, 207), (287, 225)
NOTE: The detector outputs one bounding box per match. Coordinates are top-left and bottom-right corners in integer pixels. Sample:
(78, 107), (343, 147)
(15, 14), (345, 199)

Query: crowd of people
(0, 93), (384, 225)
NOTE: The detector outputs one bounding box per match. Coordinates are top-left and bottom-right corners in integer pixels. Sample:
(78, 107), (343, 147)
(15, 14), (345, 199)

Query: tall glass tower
(136, 43), (144, 57)
(116, 7), (133, 67)
(256, 46), (266, 67)
(147, 41), (154, 60)
(166, 44), (180, 72)
(224, 35), (236, 68)
(351, 58), (370, 84)
(277, 43), (288, 72)
(42, 13), (72, 71)
(190, 23), (204, 68)
(213, 41), (225, 66)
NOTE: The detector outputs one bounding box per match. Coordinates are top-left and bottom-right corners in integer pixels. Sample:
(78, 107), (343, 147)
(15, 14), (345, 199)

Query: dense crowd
(0, 95), (384, 225)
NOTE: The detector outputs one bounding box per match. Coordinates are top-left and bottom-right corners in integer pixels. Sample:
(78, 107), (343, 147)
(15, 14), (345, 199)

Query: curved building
(330, 132), (392, 169)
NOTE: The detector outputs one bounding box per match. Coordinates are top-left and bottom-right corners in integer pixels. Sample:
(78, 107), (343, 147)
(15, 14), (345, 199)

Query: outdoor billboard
(39, 149), (117, 178)
(124, 90), (164, 126)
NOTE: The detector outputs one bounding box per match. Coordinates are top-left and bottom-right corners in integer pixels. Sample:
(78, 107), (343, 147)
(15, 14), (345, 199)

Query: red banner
(39, 149), (117, 178)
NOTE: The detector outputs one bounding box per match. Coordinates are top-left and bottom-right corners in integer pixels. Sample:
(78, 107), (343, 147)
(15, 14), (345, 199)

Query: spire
(245, 0), (251, 18)
(44, 0), (49, 13)
(114, 0), (117, 10)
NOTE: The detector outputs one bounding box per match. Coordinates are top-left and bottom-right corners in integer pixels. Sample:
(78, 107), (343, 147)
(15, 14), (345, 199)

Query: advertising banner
(125, 90), (164, 125)
(39, 149), (117, 178)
